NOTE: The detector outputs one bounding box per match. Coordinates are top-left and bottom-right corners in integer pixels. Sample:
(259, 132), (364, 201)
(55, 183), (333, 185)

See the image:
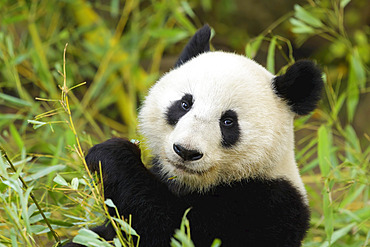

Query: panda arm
(186, 179), (310, 247)
(84, 138), (187, 245)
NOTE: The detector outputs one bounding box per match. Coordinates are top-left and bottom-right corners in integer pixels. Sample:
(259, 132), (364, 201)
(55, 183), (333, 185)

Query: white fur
(139, 51), (307, 199)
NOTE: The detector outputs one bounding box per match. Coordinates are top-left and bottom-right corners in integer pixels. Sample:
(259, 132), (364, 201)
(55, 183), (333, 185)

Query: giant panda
(65, 25), (323, 247)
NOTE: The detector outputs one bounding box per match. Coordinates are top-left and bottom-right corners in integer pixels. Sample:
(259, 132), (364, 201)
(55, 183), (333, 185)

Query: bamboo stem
(0, 147), (61, 244)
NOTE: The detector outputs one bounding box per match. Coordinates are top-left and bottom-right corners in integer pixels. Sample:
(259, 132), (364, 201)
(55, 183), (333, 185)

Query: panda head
(139, 25), (323, 194)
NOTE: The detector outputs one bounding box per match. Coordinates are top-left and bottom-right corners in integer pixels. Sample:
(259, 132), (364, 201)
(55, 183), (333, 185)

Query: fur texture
(65, 25), (323, 246)
(174, 24), (211, 68)
(273, 60), (323, 115)
(66, 138), (310, 247)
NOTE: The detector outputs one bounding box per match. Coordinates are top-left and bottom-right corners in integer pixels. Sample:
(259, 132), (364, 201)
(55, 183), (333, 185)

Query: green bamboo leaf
(340, 209), (362, 222)
(150, 28), (189, 44)
(172, 10), (196, 33)
(9, 123), (24, 151)
(320, 223), (356, 247)
(112, 217), (139, 237)
(10, 228), (18, 247)
(181, 1), (196, 18)
(339, 184), (366, 208)
(211, 239), (222, 247)
(0, 93), (32, 107)
(110, 0), (119, 17)
(21, 186), (33, 233)
(53, 174), (68, 186)
(346, 51), (366, 123)
(245, 35), (264, 59)
(290, 18), (315, 34)
(30, 225), (49, 234)
(105, 199), (116, 208)
(350, 49), (366, 89)
(340, 0), (351, 8)
(294, 4), (323, 28)
(331, 93), (346, 121)
(317, 125), (332, 176)
(172, 229), (194, 247)
(73, 229), (112, 247)
(2, 14), (27, 25)
(27, 120), (47, 129)
(71, 177), (79, 190)
(28, 203), (37, 218)
(267, 36), (276, 74)
(322, 184), (334, 243)
(344, 125), (361, 162)
(29, 212), (51, 224)
(170, 238), (182, 247)
(24, 164), (66, 182)
(0, 114), (24, 120)
(347, 53), (361, 122)
(113, 238), (122, 247)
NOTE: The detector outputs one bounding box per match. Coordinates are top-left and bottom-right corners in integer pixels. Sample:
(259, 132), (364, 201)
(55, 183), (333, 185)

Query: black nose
(173, 144), (203, 161)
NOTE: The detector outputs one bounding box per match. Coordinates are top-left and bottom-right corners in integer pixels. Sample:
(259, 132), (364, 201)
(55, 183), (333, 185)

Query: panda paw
(85, 138), (142, 180)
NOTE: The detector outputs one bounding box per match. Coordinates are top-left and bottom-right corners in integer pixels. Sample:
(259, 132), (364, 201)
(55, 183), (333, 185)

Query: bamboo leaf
(181, 1), (196, 18)
(320, 223), (356, 247)
(0, 93), (32, 107)
(211, 239), (222, 247)
(71, 177), (79, 190)
(290, 18), (315, 34)
(245, 35), (264, 59)
(105, 199), (116, 208)
(322, 183), (334, 243)
(53, 174), (68, 186)
(340, 0), (351, 8)
(24, 164), (66, 182)
(339, 184), (366, 208)
(73, 229), (112, 247)
(112, 217), (139, 237)
(150, 28), (189, 44)
(113, 238), (122, 247)
(318, 125), (332, 176)
(9, 123), (24, 151)
(267, 36), (277, 74)
(110, 0), (119, 17)
(294, 4), (323, 28)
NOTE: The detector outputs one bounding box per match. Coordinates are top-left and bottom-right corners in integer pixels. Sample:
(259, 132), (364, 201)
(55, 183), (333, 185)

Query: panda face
(139, 51), (298, 192)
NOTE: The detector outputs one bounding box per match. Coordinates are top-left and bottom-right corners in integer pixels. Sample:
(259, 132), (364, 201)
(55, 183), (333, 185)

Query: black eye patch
(220, 110), (240, 148)
(166, 94), (193, 126)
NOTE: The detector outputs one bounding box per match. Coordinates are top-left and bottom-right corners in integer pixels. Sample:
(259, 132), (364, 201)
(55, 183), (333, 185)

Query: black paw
(85, 138), (142, 179)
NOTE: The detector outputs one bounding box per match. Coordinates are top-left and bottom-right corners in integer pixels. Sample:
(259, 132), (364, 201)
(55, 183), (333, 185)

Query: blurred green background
(0, 0), (369, 246)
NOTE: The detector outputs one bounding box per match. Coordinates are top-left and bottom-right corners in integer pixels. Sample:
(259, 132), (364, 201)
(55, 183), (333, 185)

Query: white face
(139, 52), (296, 192)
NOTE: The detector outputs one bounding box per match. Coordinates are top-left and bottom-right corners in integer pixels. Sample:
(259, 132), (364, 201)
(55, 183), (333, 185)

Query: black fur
(174, 24), (211, 68)
(273, 60), (324, 115)
(64, 138), (310, 247)
(219, 110), (240, 147)
(166, 94), (193, 126)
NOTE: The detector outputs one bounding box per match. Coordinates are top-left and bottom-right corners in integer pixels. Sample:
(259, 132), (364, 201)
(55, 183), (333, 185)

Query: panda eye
(221, 118), (234, 127)
(181, 100), (191, 111)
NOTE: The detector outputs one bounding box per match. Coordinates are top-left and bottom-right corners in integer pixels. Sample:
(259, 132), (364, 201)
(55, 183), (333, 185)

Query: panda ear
(273, 60), (324, 115)
(174, 24), (211, 68)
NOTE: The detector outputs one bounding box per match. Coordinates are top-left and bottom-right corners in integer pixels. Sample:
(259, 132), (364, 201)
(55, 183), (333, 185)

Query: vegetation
(0, 0), (368, 246)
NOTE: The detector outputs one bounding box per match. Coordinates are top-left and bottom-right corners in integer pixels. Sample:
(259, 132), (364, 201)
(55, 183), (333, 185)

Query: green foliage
(0, 0), (369, 247)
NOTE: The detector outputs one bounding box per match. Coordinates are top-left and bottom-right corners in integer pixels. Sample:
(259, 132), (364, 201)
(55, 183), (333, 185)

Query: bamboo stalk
(0, 147), (61, 245)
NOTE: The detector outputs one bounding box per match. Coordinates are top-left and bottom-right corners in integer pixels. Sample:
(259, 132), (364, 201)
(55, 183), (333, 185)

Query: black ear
(174, 24), (211, 68)
(273, 60), (324, 115)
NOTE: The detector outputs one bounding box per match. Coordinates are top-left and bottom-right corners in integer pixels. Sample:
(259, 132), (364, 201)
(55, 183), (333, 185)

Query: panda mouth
(169, 160), (208, 175)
